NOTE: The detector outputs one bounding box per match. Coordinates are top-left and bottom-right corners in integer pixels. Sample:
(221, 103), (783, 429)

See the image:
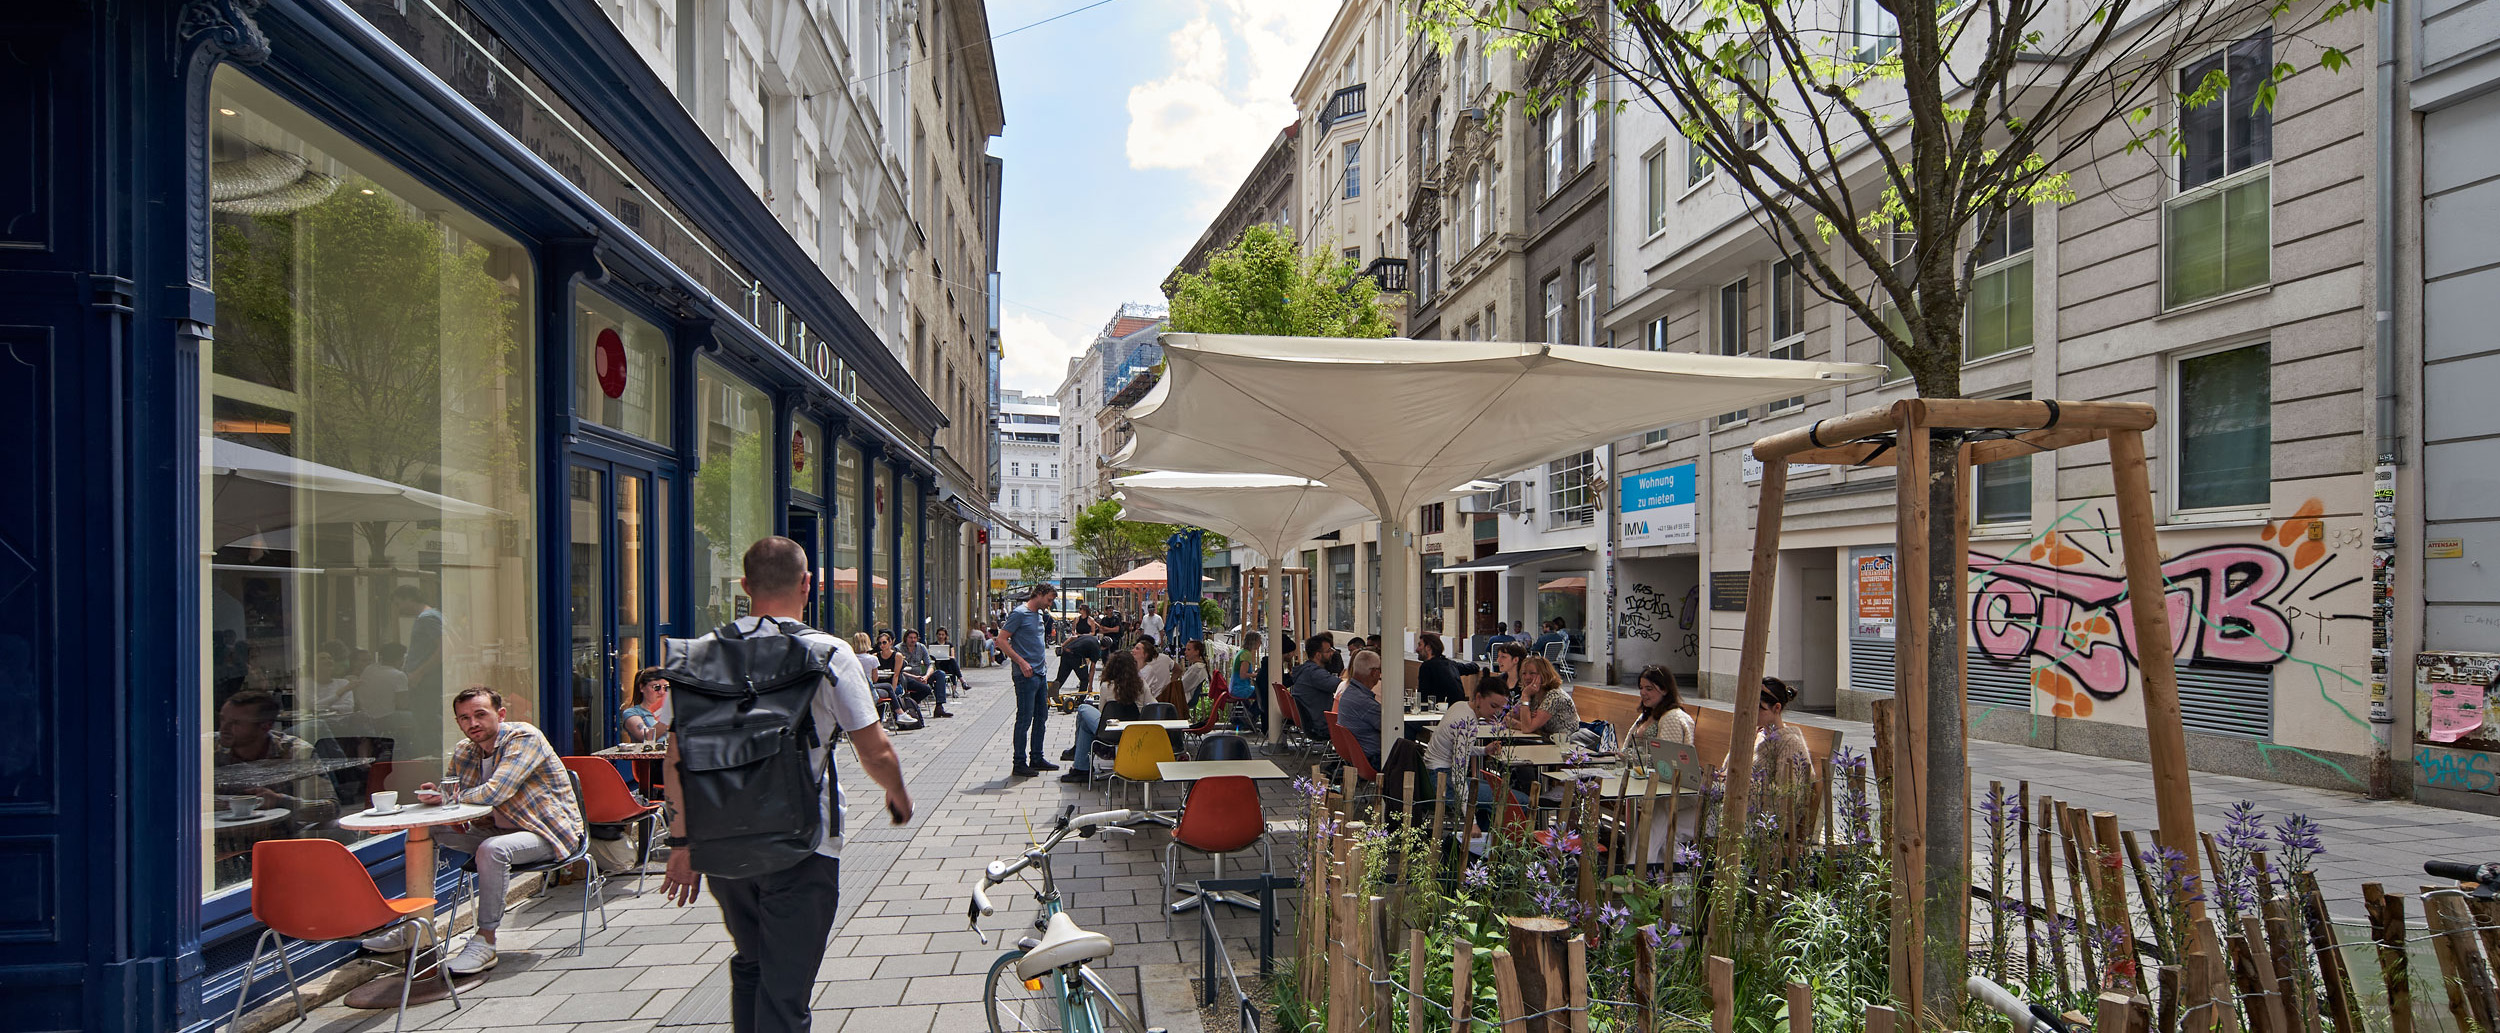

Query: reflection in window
(204, 68), (537, 897)
(575, 287), (671, 442)
(693, 357), (771, 628)
(1329, 546), (1355, 632)
(832, 438), (863, 634)
(878, 460), (899, 627)
(2177, 343), (2272, 511)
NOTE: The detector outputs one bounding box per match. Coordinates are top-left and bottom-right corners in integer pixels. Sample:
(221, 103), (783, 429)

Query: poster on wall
(1619, 462), (1697, 547)
(2418, 652), (2500, 746)
(1855, 554), (1895, 639)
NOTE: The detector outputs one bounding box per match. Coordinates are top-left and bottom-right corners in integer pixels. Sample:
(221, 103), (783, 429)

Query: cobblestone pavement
(280, 661), (1304, 1033)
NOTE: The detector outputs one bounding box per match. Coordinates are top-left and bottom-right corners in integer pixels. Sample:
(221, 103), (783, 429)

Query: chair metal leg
(226, 928), (272, 1033)
(420, 919), (463, 1014)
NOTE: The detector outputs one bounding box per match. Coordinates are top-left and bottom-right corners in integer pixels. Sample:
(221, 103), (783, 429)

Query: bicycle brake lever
(1096, 825), (1138, 838)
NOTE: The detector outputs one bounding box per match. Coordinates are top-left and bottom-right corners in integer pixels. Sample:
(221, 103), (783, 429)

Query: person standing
(658, 538), (912, 1033)
(1001, 585), (1060, 777)
(1140, 602), (1164, 647)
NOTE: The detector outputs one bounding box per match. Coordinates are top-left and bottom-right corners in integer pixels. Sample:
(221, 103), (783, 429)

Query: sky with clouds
(986, 0), (1337, 399)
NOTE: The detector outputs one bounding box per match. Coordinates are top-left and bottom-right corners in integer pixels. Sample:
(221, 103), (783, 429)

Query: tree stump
(1501, 916), (1574, 1033)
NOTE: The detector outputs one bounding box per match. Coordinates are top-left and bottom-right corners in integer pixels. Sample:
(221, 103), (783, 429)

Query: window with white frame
(1576, 255), (1599, 347)
(1643, 318), (1674, 444)
(1737, 54), (1771, 147)
(1543, 104), (1568, 195)
(1344, 246), (1362, 265)
(1767, 258), (1807, 411)
(1644, 150), (1669, 234)
(1973, 392), (2033, 525)
(1464, 315), (1482, 341)
(1009, 461), (1020, 477)
(1344, 141), (1363, 199)
(1456, 40), (1472, 98)
(1876, 232), (1914, 381)
(1542, 275), (1565, 341)
(1579, 81), (1600, 167)
(1010, 488), (1021, 508)
(1968, 204), (2035, 361)
(1687, 134), (1712, 189)
(1548, 449), (1596, 526)
(2173, 342), (2271, 513)
(1717, 277), (1750, 424)
(2166, 31), (2272, 307)
(1467, 169), (1485, 249)
(1850, 0), (1898, 62)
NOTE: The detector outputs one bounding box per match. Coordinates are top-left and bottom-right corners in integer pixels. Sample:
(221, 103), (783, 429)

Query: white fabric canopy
(1113, 473), (1376, 560)
(1119, 334), (1883, 516)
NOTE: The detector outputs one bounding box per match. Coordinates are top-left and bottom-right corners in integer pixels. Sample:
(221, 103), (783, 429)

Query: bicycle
(968, 805), (1169, 1033)
(1967, 974), (2083, 1033)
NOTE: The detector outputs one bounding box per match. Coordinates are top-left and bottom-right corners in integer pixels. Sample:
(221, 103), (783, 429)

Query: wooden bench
(1566, 683), (1844, 766)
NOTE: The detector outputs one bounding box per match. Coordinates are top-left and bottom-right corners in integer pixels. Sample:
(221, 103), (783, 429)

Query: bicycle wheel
(984, 949), (1065, 1032)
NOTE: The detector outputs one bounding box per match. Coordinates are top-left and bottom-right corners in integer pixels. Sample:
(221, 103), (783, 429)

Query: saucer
(366, 804), (404, 816)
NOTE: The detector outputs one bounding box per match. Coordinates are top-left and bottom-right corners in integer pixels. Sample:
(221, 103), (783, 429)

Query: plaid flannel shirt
(449, 721), (585, 857)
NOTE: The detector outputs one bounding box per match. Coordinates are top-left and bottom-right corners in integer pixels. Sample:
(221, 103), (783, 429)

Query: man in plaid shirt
(362, 686), (584, 976)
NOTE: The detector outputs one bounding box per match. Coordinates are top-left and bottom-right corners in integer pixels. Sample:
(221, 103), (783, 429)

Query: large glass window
(2166, 32), (2273, 307)
(1768, 258), (1808, 412)
(575, 287), (671, 442)
(1969, 206), (2036, 360)
(793, 416), (824, 499)
(2175, 343), (2272, 512)
(878, 460), (899, 628)
(900, 488), (921, 634)
(693, 357), (771, 628)
(1717, 278), (1750, 424)
(1329, 546), (1355, 631)
(1644, 150), (1669, 234)
(1975, 393), (2034, 525)
(1548, 450), (1596, 526)
(203, 69), (538, 896)
(832, 438), (863, 634)
(1536, 573), (1589, 656)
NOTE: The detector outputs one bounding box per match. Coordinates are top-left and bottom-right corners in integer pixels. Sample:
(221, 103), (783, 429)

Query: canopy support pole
(1376, 520), (1410, 772)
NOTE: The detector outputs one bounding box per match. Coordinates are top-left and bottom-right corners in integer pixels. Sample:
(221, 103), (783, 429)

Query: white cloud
(1000, 312), (1089, 397)
(1125, 0), (1334, 210)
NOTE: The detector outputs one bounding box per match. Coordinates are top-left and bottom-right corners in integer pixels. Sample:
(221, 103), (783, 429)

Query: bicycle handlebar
(966, 809), (1151, 932)
(1966, 975), (2079, 1033)
(2427, 859), (2496, 882)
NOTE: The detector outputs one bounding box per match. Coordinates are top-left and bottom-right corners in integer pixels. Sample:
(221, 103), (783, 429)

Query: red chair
(1159, 775), (1270, 934)
(1325, 710), (1380, 784)
(233, 839), (458, 1032)
(564, 756), (666, 895)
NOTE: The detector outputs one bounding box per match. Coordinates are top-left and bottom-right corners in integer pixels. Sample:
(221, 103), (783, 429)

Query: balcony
(1362, 257), (1409, 293)
(1319, 83), (1367, 132)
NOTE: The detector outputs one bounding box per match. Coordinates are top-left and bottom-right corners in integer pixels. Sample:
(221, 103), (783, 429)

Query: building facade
(991, 390), (1075, 575)
(1293, 0), (1417, 325)
(0, 1), (996, 1026)
(1054, 303), (1166, 541)
(1167, 123), (1301, 289)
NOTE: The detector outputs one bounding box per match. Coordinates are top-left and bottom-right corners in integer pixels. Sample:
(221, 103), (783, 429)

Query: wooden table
(1538, 768), (1702, 799)
(1153, 759), (1291, 913)
(334, 800), (494, 1008)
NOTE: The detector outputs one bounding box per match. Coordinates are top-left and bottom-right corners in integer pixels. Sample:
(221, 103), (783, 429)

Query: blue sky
(985, 0), (1335, 398)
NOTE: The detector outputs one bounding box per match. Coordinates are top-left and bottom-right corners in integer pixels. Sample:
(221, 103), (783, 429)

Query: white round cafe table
(338, 801), (494, 915)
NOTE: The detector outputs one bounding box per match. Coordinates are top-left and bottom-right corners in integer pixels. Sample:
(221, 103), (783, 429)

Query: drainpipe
(2368, 0), (2403, 799)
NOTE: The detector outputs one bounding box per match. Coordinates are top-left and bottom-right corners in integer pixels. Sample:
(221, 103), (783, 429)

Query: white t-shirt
(660, 617), (879, 858)
(1142, 611), (1165, 642)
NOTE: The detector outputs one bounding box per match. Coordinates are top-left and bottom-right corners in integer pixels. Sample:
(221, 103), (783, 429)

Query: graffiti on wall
(1967, 500), (2363, 718)
(2417, 744), (2500, 795)
(2415, 654), (2500, 800)
(1618, 582), (1700, 659)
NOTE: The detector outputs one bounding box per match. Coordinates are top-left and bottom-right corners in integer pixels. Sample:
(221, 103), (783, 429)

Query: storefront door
(788, 505), (824, 628)
(569, 454), (663, 755)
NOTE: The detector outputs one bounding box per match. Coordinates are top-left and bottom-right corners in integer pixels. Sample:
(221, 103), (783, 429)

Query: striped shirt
(448, 721), (585, 857)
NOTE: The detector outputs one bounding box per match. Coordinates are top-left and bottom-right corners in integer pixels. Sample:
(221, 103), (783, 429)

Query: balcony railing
(1362, 257), (1409, 292)
(1320, 83), (1367, 130)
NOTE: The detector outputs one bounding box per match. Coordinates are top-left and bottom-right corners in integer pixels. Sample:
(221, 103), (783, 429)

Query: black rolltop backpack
(661, 619), (838, 879)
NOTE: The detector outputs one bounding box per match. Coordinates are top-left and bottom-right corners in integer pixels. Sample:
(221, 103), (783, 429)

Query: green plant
(1165, 222), (1394, 339)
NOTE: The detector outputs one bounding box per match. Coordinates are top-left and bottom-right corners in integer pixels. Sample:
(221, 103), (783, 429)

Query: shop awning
(1538, 576), (1588, 593)
(945, 492), (1038, 543)
(1433, 545), (1595, 574)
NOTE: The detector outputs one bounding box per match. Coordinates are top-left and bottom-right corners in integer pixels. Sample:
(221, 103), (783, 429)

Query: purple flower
(1291, 775), (1327, 801)
(1674, 844), (1702, 868)
(1639, 925), (1663, 949)
(1597, 902), (1631, 928)
(2218, 801), (2267, 854)
(1463, 862), (1492, 890)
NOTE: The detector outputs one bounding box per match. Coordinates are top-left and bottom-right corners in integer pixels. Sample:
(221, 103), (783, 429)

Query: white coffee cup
(370, 790), (400, 814)
(227, 796), (259, 818)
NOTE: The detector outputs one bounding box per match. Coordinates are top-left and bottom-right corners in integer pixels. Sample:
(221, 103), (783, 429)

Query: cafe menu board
(1855, 554), (1895, 639)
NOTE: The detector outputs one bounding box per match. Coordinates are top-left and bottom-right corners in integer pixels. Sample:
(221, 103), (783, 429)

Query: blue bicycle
(969, 806), (1167, 1033)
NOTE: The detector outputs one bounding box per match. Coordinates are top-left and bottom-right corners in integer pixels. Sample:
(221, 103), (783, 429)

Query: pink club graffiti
(1966, 501), (2354, 717)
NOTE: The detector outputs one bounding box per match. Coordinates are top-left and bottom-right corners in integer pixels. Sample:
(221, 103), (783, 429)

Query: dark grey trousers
(710, 853), (841, 1033)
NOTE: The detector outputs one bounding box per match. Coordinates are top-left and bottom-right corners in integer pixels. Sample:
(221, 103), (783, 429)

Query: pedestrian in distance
(1001, 583), (1061, 777)
(658, 537), (912, 1033)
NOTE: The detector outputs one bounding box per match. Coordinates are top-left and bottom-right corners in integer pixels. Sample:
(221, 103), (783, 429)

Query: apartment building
(1294, 0), (1421, 324)
(1597, 1), (2383, 792)
(1168, 124), (1302, 289)
(992, 390), (1075, 572)
(1055, 303), (1168, 561)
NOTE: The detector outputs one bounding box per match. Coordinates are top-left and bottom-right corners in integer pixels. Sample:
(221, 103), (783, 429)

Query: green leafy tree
(996, 544), (1058, 581)
(1419, 0), (2369, 1018)
(1167, 222), (1395, 338)
(1071, 498), (1228, 577)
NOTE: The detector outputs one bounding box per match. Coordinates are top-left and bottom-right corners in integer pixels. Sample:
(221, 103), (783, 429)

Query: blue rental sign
(1619, 462), (1697, 547)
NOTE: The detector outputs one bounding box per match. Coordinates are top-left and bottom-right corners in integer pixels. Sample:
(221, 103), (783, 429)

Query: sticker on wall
(2418, 652), (2500, 748)
(2428, 538), (2465, 560)
(595, 328), (628, 399)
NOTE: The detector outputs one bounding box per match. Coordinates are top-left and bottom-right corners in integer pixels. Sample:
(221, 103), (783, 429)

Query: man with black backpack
(657, 537), (912, 1033)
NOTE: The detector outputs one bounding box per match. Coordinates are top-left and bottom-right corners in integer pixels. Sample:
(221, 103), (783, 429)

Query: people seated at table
(1415, 632), (1473, 708)
(1063, 651), (1151, 784)
(1620, 665), (1699, 863)
(1136, 636), (1178, 710)
(1288, 635), (1342, 739)
(1486, 641), (1530, 697)
(928, 628), (964, 682)
(900, 629), (951, 715)
(1755, 677), (1814, 789)
(1228, 630), (1266, 729)
(1504, 655), (1578, 744)
(872, 632), (947, 719)
(849, 632), (879, 687)
(1531, 620), (1568, 656)
(364, 687), (585, 977)
(622, 667), (668, 743)
(1178, 639), (1211, 717)
(1485, 622), (1520, 649)
(1336, 650), (1385, 762)
(1423, 678), (1510, 788)
(214, 690), (339, 819)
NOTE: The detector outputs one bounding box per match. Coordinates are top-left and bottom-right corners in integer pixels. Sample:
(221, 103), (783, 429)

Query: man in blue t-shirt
(1000, 585), (1059, 778)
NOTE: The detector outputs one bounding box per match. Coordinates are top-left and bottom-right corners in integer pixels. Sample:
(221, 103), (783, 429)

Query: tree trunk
(1920, 435), (1970, 1024)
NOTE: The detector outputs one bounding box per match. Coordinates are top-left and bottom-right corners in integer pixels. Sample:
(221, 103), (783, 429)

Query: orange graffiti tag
(2032, 667), (2095, 719)
(2273, 498), (2328, 569)
(2028, 531), (2086, 567)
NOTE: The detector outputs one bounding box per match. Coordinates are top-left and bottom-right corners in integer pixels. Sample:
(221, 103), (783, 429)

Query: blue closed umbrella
(1164, 529), (1204, 649)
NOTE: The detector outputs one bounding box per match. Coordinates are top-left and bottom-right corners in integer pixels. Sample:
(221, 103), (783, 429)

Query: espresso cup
(369, 790), (399, 814)
(227, 796), (259, 818)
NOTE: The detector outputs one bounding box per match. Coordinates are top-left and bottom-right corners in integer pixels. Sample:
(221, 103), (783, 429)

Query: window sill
(1642, 225), (1670, 246)
(1970, 525), (2033, 542)
(1680, 176), (1714, 201)
(2160, 512), (2271, 531)
(2158, 282), (2272, 319)
(1961, 346), (2033, 372)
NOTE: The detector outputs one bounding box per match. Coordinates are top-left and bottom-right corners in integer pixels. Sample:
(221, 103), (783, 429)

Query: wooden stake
(2467, 896), (2500, 1007)
(1634, 924), (1659, 1033)
(1409, 928), (1429, 1033)
(2107, 428), (2211, 948)
(2362, 885), (2415, 1033)
(2293, 871), (2360, 1033)
(2157, 965), (2182, 1033)
(1503, 916), (1572, 1033)
(1710, 456), (1787, 962)
(1709, 954), (1736, 1033)
(1567, 935), (1590, 1033)
(2093, 812), (2140, 982)
(2239, 915), (2292, 1033)
(2041, 820), (2073, 998)
(1864, 1004), (1897, 1033)
(1371, 897), (1393, 1033)
(2259, 900), (2303, 1030)
(1787, 981), (1814, 1033)
(2060, 807), (2102, 992)
(1576, 786), (1600, 939)
(2096, 992), (2135, 1033)
(2421, 887), (2475, 1031)
(1888, 409), (1932, 1016)
(2120, 828), (2170, 961)
(2429, 888), (2500, 1029)
(1491, 948), (1526, 1033)
(1452, 937), (1476, 1033)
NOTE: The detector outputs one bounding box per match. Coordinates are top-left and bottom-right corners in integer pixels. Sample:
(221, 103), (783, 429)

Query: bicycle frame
(974, 808), (1160, 1033)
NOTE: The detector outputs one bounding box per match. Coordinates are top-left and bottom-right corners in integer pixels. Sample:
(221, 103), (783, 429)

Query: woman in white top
(1135, 637), (1179, 710)
(1622, 664), (1699, 865)
(1178, 639), (1211, 716)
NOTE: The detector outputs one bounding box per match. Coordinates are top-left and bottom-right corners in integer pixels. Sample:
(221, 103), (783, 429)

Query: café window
(575, 287), (671, 442)
(203, 68), (539, 897)
(1329, 546), (1356, 631)
(693, 357), (772, 628)
(832, 438), (864, 633)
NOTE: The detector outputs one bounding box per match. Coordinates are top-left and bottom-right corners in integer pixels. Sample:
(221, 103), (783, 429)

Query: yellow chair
(1110, 722), (1178, 816)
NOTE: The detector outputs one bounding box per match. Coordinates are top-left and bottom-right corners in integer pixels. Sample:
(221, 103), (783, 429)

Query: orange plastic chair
(563, 756), (665, 894)
(234, 839), (457, 1032)
(1325, 711), (1379, 784)
(1160, 775), (1270, 933)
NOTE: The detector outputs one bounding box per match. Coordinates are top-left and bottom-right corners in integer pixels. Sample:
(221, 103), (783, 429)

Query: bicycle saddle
(1015, 912), (1116, 982)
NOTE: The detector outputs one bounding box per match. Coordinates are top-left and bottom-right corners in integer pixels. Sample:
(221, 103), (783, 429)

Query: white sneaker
(359, 925), (417, 953)
(444, 937), (499, 976)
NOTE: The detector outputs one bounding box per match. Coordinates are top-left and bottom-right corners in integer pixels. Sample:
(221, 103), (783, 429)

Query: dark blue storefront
(0, 2), (957, 1029)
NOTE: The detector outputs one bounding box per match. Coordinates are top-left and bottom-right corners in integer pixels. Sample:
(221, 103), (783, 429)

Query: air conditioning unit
(1463, 480), (1526, 515)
